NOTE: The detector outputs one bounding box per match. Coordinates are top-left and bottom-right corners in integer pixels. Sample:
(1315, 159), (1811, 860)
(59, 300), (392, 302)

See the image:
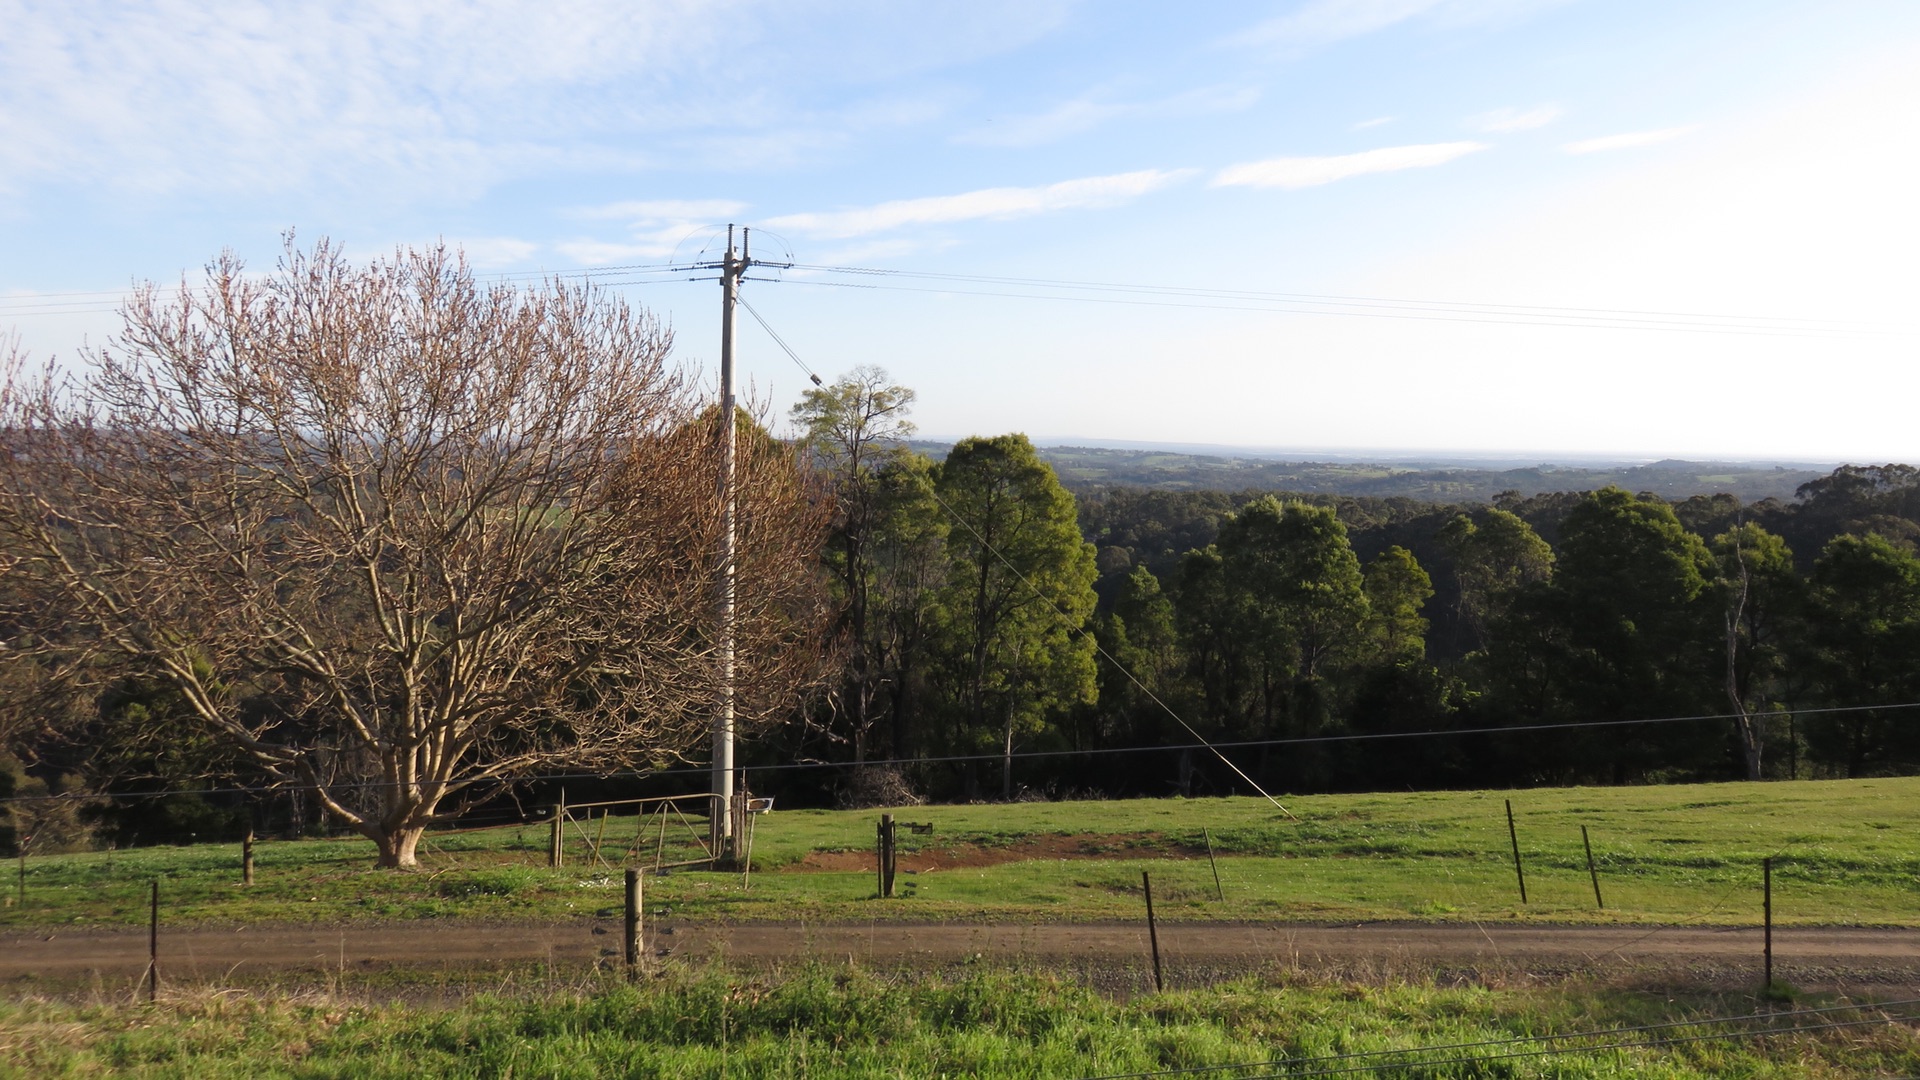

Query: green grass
(3, 964), (1917, 1078)
(9, 776), (1920, 929)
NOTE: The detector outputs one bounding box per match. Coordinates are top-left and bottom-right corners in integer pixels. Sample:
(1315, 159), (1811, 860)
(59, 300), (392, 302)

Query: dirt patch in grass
(795, 832), (1197, 871)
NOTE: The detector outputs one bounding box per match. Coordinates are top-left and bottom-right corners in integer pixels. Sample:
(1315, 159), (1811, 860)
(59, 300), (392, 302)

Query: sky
(3, 0), (1918, 462)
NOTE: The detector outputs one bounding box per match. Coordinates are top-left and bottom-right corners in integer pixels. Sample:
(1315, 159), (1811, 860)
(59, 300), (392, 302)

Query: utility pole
(685, 225), (788, 863)
(712, 226), (744, 861)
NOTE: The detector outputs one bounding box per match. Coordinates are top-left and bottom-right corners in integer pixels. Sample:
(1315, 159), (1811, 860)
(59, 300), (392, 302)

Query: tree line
(3, 253), (1917, 857)
(775, 370), (1920, 805)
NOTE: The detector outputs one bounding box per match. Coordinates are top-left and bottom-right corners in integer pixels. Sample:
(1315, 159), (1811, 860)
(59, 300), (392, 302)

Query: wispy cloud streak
(1213, 141), (1487, 189)
(766, 169), (1197, 238)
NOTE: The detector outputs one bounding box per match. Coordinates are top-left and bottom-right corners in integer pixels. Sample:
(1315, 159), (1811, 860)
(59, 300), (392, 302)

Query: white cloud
(955, 86), (1259, 148)
(1472, 104), (1562, 133)
(1562, 126), (1701, 154)
(1352, 116), (1397, 130)
(1213, 141), (1487, 189)
(0, 2), (1072, 200)
(765, 169), (1198, 239)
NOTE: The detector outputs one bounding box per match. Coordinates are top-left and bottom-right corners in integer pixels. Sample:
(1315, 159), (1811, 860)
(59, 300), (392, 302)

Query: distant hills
(908, 441), (1838, 503)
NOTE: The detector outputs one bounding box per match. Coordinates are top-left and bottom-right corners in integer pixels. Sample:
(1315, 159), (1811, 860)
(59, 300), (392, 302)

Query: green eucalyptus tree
(1362, 545), (1434, 664)
(933, 434), (1098, 799)
(1483, 487), (1720, 782)
(1437, 507), (1553, 653)
(1796, 533), (1920, 775)
(1182, 498), (1367, 743)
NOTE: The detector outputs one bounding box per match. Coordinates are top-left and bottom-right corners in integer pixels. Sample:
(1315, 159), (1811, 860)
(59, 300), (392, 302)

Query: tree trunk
(1725, 554), (1764, 781)
(1002, 705), (1015, 801)
(373, 826), (424, 868)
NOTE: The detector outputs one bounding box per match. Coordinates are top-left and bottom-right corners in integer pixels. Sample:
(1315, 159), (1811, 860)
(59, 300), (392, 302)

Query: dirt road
(5, 920), (1919, 991)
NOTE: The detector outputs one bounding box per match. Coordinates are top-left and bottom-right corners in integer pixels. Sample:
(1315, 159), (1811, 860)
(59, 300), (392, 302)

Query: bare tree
(0, 240), (830, 866)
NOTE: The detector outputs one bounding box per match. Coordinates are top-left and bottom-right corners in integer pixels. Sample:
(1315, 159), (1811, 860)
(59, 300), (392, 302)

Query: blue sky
(4, 1), (1918, 461)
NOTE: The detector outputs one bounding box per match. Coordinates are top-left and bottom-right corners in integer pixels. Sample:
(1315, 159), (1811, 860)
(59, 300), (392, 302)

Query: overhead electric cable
(1, 700), (1913, 805)
(789, 263), (1885, 328)
(735, 294), (823, 385)
(742, 299), (1293, 814)
(774, 276), (1877, 338)
(0, 264), (691, 319)
(926, 485), (1295, 819)
(735, 293), (1296, 817)
(10, 258), (1903, 339)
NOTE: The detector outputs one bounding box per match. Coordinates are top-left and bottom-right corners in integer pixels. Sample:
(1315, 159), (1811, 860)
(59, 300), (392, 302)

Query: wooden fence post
(243, 830), (255, 887)
(1142, 870), (1164, 992)
(1581, 825), (1601, 909)
(624, 868), (641, 976)
(1505, 799), (1527, 904)
(877, 814), (896, 898)
(741, 809), (758, 891)
(549, 793), (565, 869)
(147, 879), (159, 1003)
(1764, 856), (1774, 989)
(1202, 828), (1224, 902)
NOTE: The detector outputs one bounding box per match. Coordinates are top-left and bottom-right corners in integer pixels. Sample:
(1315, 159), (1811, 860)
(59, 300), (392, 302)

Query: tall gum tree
(1797, 532), (1920, 775)
(1213, 497), (1367, 735)
(0, 241), (830, 867)
(1487, 487), (1720, 783)
(932, 434), (1097, 799)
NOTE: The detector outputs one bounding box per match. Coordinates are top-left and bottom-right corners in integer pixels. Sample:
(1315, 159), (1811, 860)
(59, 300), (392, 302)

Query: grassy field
(6, 776), (1920, 930)
(3, 965), (1916, 1078)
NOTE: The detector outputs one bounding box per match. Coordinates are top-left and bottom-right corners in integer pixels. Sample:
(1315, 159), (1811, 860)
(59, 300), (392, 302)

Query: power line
(773, 275), (1885, 338)
(0, 264), (692, 319)
(735, 294), (823, 385)
(2, 700), (1914, 806)
(789, 263), (1888, 329)
(926, 482), (1294, 819)
(9, 259), (1904, 339)
(786, 263), (1906, 337)
(743, 294), (1291, 816)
